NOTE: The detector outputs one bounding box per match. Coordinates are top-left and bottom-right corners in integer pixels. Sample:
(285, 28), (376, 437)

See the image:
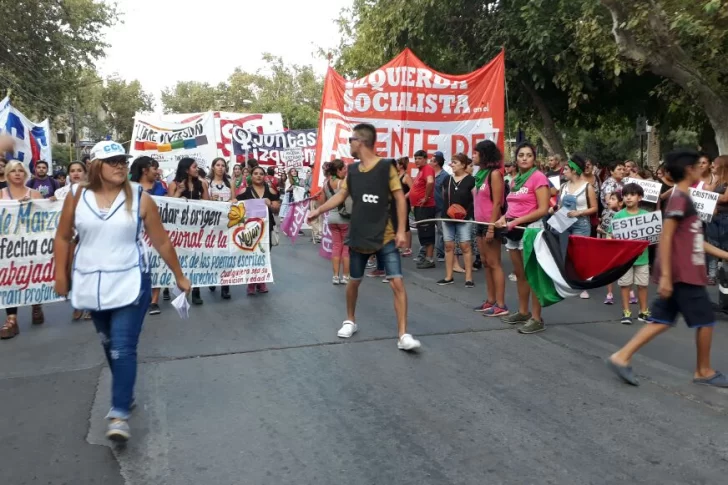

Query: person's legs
(510, 250), (529, 315)
(378, 241), (417, 347)
(330, 223), (343, 278)
(91, 310), (113, 368)
(151, 288), (160, 305)
(346, 248), (368, 323)
(441, 222), (456, 281)
(435, 215), (445, 260)
(484, 239), (506, 308)
(610, 323), (670, 366)
(414, 207), (436, 264)
(341, 225), (351, 278)
(695, 326), (716, 379)
(458, 223), (473, 282)
(620, 286), (631, 313)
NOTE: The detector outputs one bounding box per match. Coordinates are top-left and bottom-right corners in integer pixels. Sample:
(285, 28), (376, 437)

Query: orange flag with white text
(311, 49), (505, 192)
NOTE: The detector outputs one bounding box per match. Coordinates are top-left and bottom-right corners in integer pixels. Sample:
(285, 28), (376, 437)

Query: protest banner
(280, 196), (311, 244)
(231, 127), (317, 167)
(611, 211), (662, 245)
(0, 97), (52, 172)
(159, 111), (285, 160)
(281, 148), (305, 169)
(689, 187), (719, 223)
(312, 48), (505, 192)
(129, 113), (218, 176)
(319, 214), (333, 260)
(623, 178), (661, 204)
(0, 197), (273, 309)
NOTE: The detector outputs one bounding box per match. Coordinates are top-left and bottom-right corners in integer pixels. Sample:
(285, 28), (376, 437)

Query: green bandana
(568, 160), (583, 176)
(512, 167), (537, 192)
(474, 169), (491, 191)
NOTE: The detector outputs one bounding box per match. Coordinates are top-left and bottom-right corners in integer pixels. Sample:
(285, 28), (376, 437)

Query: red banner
(312, 49), (505, 192)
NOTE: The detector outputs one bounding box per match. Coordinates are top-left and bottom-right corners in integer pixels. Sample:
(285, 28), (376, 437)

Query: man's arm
(425, 175), (434, 200)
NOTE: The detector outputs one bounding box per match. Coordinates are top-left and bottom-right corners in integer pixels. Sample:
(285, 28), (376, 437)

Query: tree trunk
(520, 81), (567, 159)
(601, 0), (728, 154)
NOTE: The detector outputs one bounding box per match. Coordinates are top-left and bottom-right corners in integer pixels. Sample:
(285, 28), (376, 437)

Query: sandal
(82, 311), (92, 320)
(72, 310), (83, 320)
(0, 316), (19, 339)
(32, 305), (44, 325)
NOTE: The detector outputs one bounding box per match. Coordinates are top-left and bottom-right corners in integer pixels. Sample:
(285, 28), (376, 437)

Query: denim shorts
(442, 220), (472, 242)
(350, 240), (402, 280)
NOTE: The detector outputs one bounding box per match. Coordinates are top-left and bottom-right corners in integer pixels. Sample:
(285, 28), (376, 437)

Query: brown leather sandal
(0, 316), (19, 339)
(32, 305), (44, 325)
(72, 310), (83, 320)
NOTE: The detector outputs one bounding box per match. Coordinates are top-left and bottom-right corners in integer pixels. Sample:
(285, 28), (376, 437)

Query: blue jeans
(564, 216), (591, 237)
(350, 240), (402, 280)
(707, 213), (728, 279)
(92, 274), (152, 420)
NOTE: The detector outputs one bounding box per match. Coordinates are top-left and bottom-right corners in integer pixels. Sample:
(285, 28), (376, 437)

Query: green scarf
(512, 167), (537, 192)
(474, 169), (491, 191)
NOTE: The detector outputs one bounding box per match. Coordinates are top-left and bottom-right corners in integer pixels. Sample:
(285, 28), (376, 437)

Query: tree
(0, 0), (118, 117)
(599, 0), (728, 153)
(160, 81), (223, 114)
(102, 76), (154, 142)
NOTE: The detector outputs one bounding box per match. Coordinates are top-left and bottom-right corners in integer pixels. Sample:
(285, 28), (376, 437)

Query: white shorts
(618, 264), (649, 287)
(505, 220), (545, 251)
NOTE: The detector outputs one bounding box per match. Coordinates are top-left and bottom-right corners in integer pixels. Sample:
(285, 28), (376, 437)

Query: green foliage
(160, 55), (323, 130)
(0, 0), (118, 117)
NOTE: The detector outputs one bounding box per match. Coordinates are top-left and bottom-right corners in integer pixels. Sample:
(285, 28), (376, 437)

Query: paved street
(2, 236), (728, 485)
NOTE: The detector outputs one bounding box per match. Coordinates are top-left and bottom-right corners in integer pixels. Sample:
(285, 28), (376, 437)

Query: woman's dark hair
(175, 157), (202, 195)
(209, 157), (231, 186)
(267, 167), (275, 176)
(609, 191), (623, 203)
(568, 153), (586, 173)
(397, 156), (409, 170)
(326, 159), (345, 177)
(251, 166), (266, 177)
(67, 160), (87, 174)
(130, 156), (156, 183)
(609, 160), (625, 173)
(514, 142), (537, 169)
(453, 153), (472, 167)
(474, 140), (501, 169)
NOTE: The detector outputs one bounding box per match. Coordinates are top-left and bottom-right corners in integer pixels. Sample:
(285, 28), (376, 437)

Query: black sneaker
(473, 259), (482, 270)
(162, 289), (170, 301)
(621, 310), (632, 325)
(191, 289), (203, 306)
(148, 303), (161, 315)
(637, 311), (651, 323)
(437, 278), (455, 286)
(209, 286), (216, 292)
(465, 280), (475, 288)
(221, 287), (231, 300)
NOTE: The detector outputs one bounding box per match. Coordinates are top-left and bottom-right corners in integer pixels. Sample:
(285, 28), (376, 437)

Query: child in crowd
(608, 183), (650, 324)
(607, 150), (728, 388)
(599, 192), (623, 304)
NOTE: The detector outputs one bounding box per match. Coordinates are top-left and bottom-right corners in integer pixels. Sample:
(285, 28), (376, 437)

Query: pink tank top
(473, 172), (504, 222)
(1, 187), (30, 200)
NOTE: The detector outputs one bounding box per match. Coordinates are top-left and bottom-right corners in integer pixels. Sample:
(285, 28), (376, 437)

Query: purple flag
(319, 214), (333, 260)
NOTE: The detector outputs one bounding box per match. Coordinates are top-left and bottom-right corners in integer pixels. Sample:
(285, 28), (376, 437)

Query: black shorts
(413, 206), (436, 245)
(650, 283), (715, 328)
(475, 224), (505, 239)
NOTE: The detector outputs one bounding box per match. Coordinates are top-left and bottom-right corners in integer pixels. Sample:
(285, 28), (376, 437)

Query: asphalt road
(2, 235), (728, 485)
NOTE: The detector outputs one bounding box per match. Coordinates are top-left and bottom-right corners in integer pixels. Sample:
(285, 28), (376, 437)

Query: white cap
(90, 141), (132, 161)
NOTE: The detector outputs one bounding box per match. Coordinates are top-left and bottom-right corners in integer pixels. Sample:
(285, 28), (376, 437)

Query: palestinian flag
(522, 228), (649, 307)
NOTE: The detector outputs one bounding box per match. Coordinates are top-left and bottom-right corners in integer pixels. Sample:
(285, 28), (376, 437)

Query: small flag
(522, 228), (649, 307)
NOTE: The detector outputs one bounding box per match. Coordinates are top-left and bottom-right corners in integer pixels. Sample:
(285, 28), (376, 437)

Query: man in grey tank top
(308, 123), (421, 351)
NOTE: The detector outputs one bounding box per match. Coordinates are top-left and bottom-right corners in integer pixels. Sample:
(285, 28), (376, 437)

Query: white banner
(129, 113), (218, 176)
(611, 211), (662, 245)
(623, 178), (662, 204)
(689, 188), (719, 223)
(0, 197), (273, 309)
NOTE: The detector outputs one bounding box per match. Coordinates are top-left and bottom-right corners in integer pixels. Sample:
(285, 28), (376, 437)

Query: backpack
(326, 180), (352, 218)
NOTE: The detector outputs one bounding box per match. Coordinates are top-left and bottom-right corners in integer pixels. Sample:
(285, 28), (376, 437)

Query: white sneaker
(337, 320), (358, 338)
(332, 275), (340, 285)
(580, 291), (590, 299)
(341, 275), (350, 284)
(397, 334), (421, 351)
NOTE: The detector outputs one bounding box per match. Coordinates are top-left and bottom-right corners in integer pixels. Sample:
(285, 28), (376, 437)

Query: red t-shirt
(409, 164), (436, 208)
(653, 189), (707, 286)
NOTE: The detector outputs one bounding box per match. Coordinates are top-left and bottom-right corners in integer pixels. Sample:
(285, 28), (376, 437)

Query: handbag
(66, 185), (84, 290)
(446, 177), (468, 220)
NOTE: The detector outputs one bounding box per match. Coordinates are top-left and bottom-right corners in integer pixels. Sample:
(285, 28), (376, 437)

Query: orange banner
(312, 49), (505, 192)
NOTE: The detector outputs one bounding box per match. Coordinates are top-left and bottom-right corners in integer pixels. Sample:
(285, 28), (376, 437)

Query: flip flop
(693, 371), (728, 388)
(606, 358), (639, 386)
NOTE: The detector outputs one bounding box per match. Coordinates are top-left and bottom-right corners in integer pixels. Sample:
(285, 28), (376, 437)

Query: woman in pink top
(495, 142), (550, 334)
(0, 161), (44, 340)
(472, 140), (508, 317)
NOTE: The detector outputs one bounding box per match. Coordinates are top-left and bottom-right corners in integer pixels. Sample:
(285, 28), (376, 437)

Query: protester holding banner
(410, 150), (437, 269)
(208, 158), (233, 202)
(472, 141), (508, 317)
(396, 157), (413, 257)
(238, 166), (280, 296)
(169, 158), (210, 305)
(322, 160), (351, 285)
(54, 140), (191, 442)
(707, 156), (728, 285)
(130, 156), (168, 314)
(0, 161), (44, 339)
(495, 142), (550, 334)
(308, 123), (421, 351)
